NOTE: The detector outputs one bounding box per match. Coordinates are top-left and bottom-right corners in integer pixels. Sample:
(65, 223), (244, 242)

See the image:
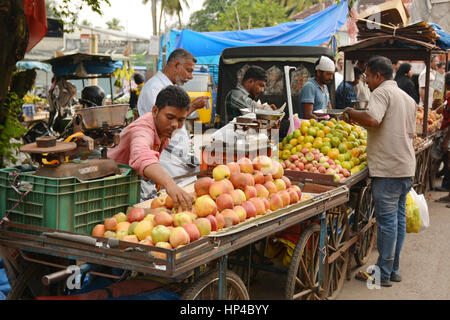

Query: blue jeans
(371, 177), (413, 282)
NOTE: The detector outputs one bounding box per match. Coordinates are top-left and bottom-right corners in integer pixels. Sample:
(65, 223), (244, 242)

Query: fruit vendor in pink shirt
(108, 85), (194, 211)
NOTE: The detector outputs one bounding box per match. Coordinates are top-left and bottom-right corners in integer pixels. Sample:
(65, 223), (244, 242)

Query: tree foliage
(106, 17), (124, 31)
(49, 0), (111, 32)
(187, 0), (231, 32)
(275, 0), (325, 18)
(0, 0), (112, 166)
(188, 0), (290, 32)
(143, 0), (191, 35)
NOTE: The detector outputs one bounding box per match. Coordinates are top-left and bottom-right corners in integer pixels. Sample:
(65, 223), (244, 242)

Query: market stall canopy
(160, 0), (348, 65)
(430, 23), (450, 50)
(16, 61), (51, 72)
(43, 53), (123, 79)
(339, 35), (448, 138)
(339, 35), (447, 61)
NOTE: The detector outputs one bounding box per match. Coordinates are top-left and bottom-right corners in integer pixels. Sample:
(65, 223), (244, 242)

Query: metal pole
(318, 211), (327, 286)
(423, 54), (431, 138)
(284, 66), (297, 133)
(109, 75), (114, 104)
(218, 255), (228, 300)
(343, 56), (347, 109)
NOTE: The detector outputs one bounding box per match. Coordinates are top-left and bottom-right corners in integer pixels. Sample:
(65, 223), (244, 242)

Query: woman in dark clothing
(394, 63), (419, 103)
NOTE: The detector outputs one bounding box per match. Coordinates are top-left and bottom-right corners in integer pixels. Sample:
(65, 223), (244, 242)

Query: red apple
(268, 193), (283, 211)
(244, 185), (257, 200)
(226, 162), (241, 174)
(253, 171), (265, 185)
(241, 201), (257, 218)
(287, 188), (300, 204)
(278, 190), (291, 207)
(127, 207), (145, 223)
(206, 215), (218, 232)
(237, 157), (254, 174)
(216, 193), (234, 212)
(194, 177), (214, 197)
(281, 176), (292, 188)
(249, 197), (266, 215)
(264, 181), (278, 194)
(230, 172), (248, 190)
(244, 173), (255, 187)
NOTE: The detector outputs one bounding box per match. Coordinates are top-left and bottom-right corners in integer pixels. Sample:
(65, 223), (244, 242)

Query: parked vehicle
(215, 45), (336, 137)
(182, 71), (217, 125)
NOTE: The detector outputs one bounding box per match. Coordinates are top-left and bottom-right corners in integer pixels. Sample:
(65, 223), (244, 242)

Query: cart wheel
(325, 208), (349, 300)
(181, 270), (249, 300)
(414, 151), (426, 194)
(354, 184), (377, 267)
(285, 224), (324, 300)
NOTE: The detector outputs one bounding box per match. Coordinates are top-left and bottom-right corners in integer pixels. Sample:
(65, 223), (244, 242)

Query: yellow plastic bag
(266, 237), (296, 267)
(406, 192), (421, 233)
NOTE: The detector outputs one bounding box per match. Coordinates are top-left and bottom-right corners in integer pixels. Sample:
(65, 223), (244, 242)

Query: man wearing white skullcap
(298, 56), (335, 119)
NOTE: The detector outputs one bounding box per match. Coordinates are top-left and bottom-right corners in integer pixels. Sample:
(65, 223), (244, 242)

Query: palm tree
(80, 19), (93, 27)
(143, 0), (190, 36)
(165, 0), (190, 29)
(106, 18), (124, 31)
(142, 0), (159, 36)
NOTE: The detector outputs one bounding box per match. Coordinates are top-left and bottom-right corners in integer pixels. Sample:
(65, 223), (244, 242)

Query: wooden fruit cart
(414, 133), (437, 194)
(259, 168), (375, 300)
(0, 171), (349, 300)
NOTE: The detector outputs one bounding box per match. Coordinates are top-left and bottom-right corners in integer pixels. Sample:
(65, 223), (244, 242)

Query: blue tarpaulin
(16, 61), (52, 72)
(0, 258), (10, 300)
(430, 23), (450, 50)
(159, 0), (348, 68)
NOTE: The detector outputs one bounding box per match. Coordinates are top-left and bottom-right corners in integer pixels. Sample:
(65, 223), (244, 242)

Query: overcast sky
(77, 0), (205, 38)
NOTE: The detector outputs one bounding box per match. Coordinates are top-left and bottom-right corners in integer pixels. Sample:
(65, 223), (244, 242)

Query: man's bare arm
(419, 87), (425, 105)
(302, 103), (318, 120)
(143, 163), (193, 211)
(344, 107), (379, 128)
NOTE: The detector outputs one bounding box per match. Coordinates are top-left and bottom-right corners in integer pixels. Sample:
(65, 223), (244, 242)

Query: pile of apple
(280, 149), (351, 183)
(416, 106), (442, 133)
(277, 119), (368, 182)
(91, 156), (303, 258)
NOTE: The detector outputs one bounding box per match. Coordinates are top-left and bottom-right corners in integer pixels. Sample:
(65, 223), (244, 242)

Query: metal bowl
(76, 104), (129, 129)
(313, 109), (344, 116)
(255, 110), (285, 120)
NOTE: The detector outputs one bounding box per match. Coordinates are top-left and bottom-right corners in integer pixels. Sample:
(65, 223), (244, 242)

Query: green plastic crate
(0, 164), (141, 235)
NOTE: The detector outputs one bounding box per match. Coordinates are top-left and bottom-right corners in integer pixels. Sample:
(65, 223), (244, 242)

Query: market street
(250, 187), (450, 300)
(337, 189), (450, 300)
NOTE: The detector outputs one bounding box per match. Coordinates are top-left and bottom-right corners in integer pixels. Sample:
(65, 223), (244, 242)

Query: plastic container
(22, 104), (35, 117)
(0, 164), (140, 235)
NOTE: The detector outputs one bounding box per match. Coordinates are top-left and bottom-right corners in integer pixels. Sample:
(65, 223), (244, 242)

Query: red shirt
(107, 112), (169, 177)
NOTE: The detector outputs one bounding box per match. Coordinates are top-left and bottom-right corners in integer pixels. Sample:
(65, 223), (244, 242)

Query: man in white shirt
(137, 49), (208, 201)
(334, 57), (344, 89)
(418, 55), (440, 108)
(354, 60), (371, 109)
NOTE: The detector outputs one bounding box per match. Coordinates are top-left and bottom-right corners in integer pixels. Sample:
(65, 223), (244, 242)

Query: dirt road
(337, 189), (450, 300)
(249, 189), (450, 300)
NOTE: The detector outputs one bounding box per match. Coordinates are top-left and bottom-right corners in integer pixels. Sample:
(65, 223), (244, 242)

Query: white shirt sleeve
(137, 82), (158, 117)
(418, 71), (426, 88)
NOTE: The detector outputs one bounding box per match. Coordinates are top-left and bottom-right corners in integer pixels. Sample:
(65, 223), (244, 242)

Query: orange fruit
(92, 224), (106, 237)
(327, 148), (340, 160)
